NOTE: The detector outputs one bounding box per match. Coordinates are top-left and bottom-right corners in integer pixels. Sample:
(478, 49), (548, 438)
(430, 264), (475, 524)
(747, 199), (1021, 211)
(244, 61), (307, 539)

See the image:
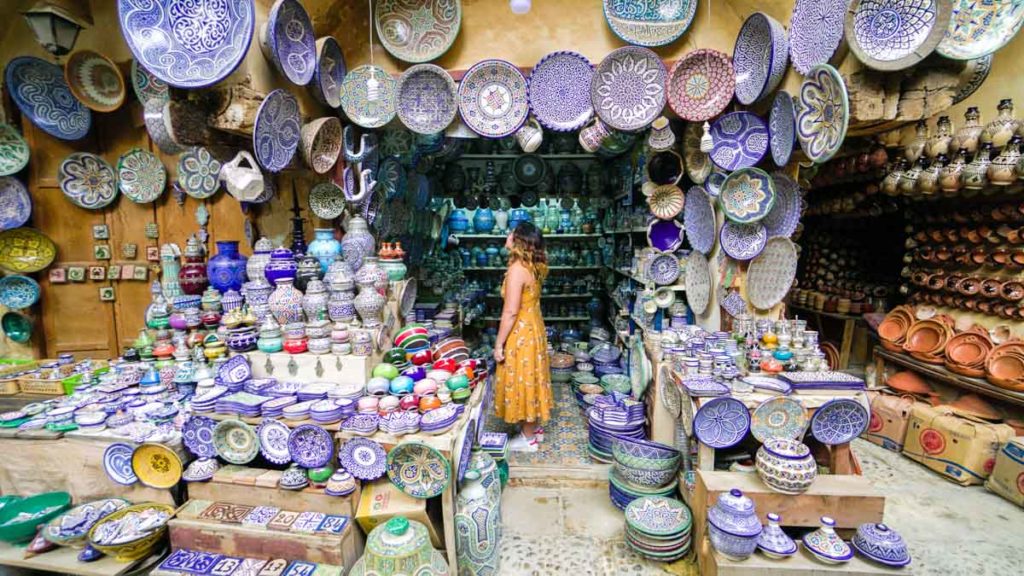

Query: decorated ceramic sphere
(409, 348), (433, 366)
(367, 377), (391, 396)
(373, 363), (400, 380)
(383, 348), (408, 366)
(427, 369), (453, 383)
(446, 374), (469, 391)
(399, 394), (419, 411)
(419, 395), (442, 412)
(432, 358), (457, 372)
(402, 365), (426, 382)
(357, 396), (379, 413)
(379, 395), (400, 414)
(390, 376), (415, 395)
(307, 465), (334, 484)
(414, 379), (438, 396)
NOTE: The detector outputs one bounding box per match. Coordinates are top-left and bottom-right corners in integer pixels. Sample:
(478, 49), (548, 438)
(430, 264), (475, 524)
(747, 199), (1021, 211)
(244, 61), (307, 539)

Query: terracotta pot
(903, 321), (945, 354)
(886, 371), (934, 395)
(957, 276), (982, 296)
(945, 333), (992, 366)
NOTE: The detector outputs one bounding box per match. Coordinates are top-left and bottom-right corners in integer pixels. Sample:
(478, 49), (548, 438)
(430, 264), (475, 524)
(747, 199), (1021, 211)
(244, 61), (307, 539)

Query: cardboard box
(902, 404), (1015, 485)
(985, 437), (1024, 507)
(356, 479), (443, 547)
(863, 391), (921, 452)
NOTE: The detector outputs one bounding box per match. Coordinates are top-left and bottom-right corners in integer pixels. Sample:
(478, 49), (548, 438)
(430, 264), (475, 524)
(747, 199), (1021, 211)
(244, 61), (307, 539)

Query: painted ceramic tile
(210, 555), (244, 576)
(234, 559), (269, 576)
(281, 561), (317, 576)
(147, 245), (160, 261)
(99, 287), (115, 301)
(316, 515), (349, 534)
(291, 511), (325, 533)
(257, 559), (289, 576)
(199, 502), (255, 524)
(159, 549), (223, 575)
(120, 264), (135, 280)
(88, 266), (105, 280)
(266, 510), (300, 531)
(94, 244), (111, 259)
(107, 265), (121, 280)
(133, 266), (148, 281)
(92, 224), (109, 239)
(241, 505), (280, 528)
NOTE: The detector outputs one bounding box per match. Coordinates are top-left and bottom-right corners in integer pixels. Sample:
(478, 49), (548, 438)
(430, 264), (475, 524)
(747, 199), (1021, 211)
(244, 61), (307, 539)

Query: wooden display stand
(0, 542), (160, 576)
(696, 536), (910, 576)
(245, 350), (379, 386)
(187, 466), (359, 518)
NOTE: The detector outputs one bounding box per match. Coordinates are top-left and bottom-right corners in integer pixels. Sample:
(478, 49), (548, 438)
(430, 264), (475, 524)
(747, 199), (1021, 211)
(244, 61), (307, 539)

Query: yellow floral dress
(495, 274), (552, 424)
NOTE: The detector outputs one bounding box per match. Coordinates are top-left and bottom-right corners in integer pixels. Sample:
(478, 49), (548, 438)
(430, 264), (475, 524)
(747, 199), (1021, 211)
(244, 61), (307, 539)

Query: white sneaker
(508, 432), (538, 453)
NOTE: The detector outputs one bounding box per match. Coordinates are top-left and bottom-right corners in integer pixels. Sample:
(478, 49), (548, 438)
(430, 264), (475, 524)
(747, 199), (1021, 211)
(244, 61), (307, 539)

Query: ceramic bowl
(732, 12), (789, 105)
(0, 491), (71, 543)
(614, 462), (677, 488)
(300, 117), (342, 174)
(86, 503), (174, 561)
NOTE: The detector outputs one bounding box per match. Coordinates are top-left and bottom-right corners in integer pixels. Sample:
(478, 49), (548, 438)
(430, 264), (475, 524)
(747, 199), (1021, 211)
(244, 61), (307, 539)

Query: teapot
(220, 151), (265, 202)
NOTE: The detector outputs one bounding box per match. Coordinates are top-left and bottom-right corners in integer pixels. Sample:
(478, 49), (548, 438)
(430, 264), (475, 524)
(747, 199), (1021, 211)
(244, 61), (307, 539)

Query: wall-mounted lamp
(21, 0), (92, 57)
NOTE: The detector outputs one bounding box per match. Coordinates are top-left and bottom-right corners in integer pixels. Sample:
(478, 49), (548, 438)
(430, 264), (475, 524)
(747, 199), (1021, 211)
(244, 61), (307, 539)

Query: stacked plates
(297, 382), (334, 401)
(379, 411), (421, 435)
(245, 378), (277, 394)
(282, 400), (317, 421)
(214, 392), (270, 417)
(328, 381), (366, 401)
(479, 431), (508, 462)
(608, 467), (678, 511)
(612, 437), (680, 492)
(588, 406), (645, 463)
(190, 386), (227, 413)
(310, 399), (346, 424)
(261, 395), (297, 418)
(624, 496), (692, 562)
(341, 413), (380, 435)
(267, 381), (303, 397)
(419, 404), (462, 434)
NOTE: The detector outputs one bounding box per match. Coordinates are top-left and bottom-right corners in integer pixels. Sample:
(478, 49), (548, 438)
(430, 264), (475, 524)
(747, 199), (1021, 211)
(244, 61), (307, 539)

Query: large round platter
(254, 89), (301, 172)
(263, 0), (315, 85)
(375, 0), (461, 63)
(952, 55), (993, 105)
(667, 49), (735, 122)
(810, 398), (869, 445)
(647, 185), (685, 220)
(797, 64), (849, 164)
(732, 12), (789, 105)
(763, 172), (801, 239)
(5, 57), (91, 141)
(683, 123), (711, 184)
(309, 182), (346, 219)
(339, 438), (388, 481)
(846, 0), (951, 71)
(42, 498), (130, 547)
(647, 219), (685, 253)
(313, 37), (346, 108)
(649, 253), (681, 286)
(118, 0), (254, 89)
(751, 397), (808, 443)
(457, 59), (529, 138)
(709, 112), (768, 171)
(684, 186), (715, 255)
(341, 65), (398, 129)
(0, 275), (40, 310)
(0, 177), (32, 231)
(130, 60), (169, 106)
(528, 51), (594, 132)
(746, 237), (798, 310)
(625, 496), (692, 537)
(939, 0), (1024, 59)
(177, 147), (222, 199)
(0, 124), (30, 177)
(287, 424), (334, 468)
(694, 397), (751, 449)
(396, 64), (458, 135)
(603, 0), (698, 47)
(65, 50), (125, 113)
(182, 415), (217, 458)
(685, 250), (711, 315)
(720, 167), (775, 224)
(0, 228), (56, 273)
(386, 441), (451, 499)
(58, 153), (118, 210)
(213, 419), (259, 465)
(720, 222), (767, 261)
(591, 46), (667, 132)
(102, 442), (137, 485)
(769, 91), (795, 168)
(117, 149), (166, 204)
(131, 443), (182, 489)
(789, 0), (848, 74)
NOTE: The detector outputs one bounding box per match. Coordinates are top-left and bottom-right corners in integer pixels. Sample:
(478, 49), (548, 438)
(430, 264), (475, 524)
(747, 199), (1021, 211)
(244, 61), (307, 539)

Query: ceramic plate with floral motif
(177, 147), (222, 199)
(846, 0), (950, 71)
(313, 36), (346, 108)
(685, 250), (711, 315)
(65, 50), (125, 113)
(769, 91), (795, 167)
(732, 12), (789, 105)
(118, 149), (166, 204)
(647, 184), (685, 220)
(528, 51), (594, 132)
(720, 167), (775, 224)
(684, 185), (716, 255)
(694, 397), (750, 449)
(667, 49), (735, 122)
(396, 64), (458, 135)
(938, 0), (1024, 60)
(59, 153), (118, 210)
(746, 237), (798, 310)
(131, 442), (182, 489)
(763, 172), (802, 239)
(603, 0), (698, 47)
(262, 0), (315, 85)
(591, 46), (667, 132)
(341, 65), (398, 129)
(0, 275), (40, 310)
(254, 89), (302, 171)
(789, 0), (848, 74)
(182, 415), (217, 458)
(797, 64), (849, 164)
(810, 398), (869, 445)
(375, 0), (461, 63)
(720, 221), (767, 261)
(130, 60), (169, 107)
(458, 59), (529, 138)
(213, 419), (259, 464)
(0, 228), (55, 273)
(386, 441), (450, 499)
(5, 57), (91, 141)
(287, 424), (334, 468)
(647, 218), (685, 253)
(751, 397), (808, 443)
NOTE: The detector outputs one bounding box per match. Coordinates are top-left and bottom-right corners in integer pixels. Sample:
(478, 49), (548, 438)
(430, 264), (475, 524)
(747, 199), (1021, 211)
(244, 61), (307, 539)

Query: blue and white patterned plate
(694, 397), (750, 449)
(253, 89), (301, 172)
(769, 91), (795, 168)
(720, 167), (775, 224)
(257, 418), (292, 465)
(182, 415), (217, 458)
(846, 0), (950, 71)
(396, 64), (458, 135)
(341, 65), (397, 129)
(684, 185), (715, 255)
(118, 0), (254, 89)
(591, 46), (667, 132)
(528, 51), (594, 132)
(58, 153), (118, 210)
(810, 398), (869, 445)
(648, 252), (681, 286)
(313, 36), (346, 108)
(287, 424), (334, 468)
(789, 0), (848, 75)
(709, 112), (768, 171)
(763, 172), (802, 239)
(338, 437), (388, 481)
(0, 124), (30, 177)
(797, 64), (849, 164)
(262, 0), (315, 85)
(5, 57), (91, 141)
(102, 442), (137, 485)
(603, 0), (699, 47)
(375, 0), (462, 63)
(732, 12), (789, 105)
(0, 275), (40, 309)
(720, 221), (768, 261)
(458, 59), (529, 138)
(177, 147), (222, 199)
(0, 176), (32, 231)
(118, 149), (166, 204)
(938, 0), (1024, 60)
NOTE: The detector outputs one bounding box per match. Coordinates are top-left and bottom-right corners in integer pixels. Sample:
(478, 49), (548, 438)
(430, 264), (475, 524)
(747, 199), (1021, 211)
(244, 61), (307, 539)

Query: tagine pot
(350, 516), (450, 576)
(178, 236), (209, 295)
(455, 469), (502, 575)
(206, 240), (247, 292)
(308, 228), (342, 273)
(269, 278), (304, 325)
(755, 438), (817, 494)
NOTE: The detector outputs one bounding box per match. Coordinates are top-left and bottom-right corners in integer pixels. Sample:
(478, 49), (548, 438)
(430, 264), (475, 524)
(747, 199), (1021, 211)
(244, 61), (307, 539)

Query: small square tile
(48, 268), (66, 283)
(266, 510), (300, 531)
(199, 502), (255, 524)
(210, 555), (243, 576)
(146, 245), (160, 261)
(133, 266), (148, 280)
(92, 224), (109, 240)
(291, 511), (325, 533)
(94, 244), (111, 260)
(99, 287), (115, 301)
(233, 559), (268, 576)
(88, 266), (105, 281)
(257, 559), (289, 576)
(122, 243), (138, 259)
(241, 506), (279, 528)
(106, 265), (121, 280)
(281, 561), (316, 576)
(316, 515), (349, 535)
(120, 264), (135, 280)
(159, 549), (222, 575)
(68, 267), (85, 282)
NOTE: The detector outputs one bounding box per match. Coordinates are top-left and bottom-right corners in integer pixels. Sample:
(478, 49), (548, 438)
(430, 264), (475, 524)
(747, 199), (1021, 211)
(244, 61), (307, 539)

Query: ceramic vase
(755, 439), (817, 494)
(449, 209), (469, 233)
(308, 228), (342, 273)
(899, 158), (927, 196)
(380, 257), (407, 282)
(302, 279), (329, 320)
(207, 241), (248, 292)
(928, 116), (954, 159)
(494, 208), (508, 233)
(269, 278), (304, 325)
(295, 254), (321, 292)
(881, 159), (906, 196)
(341, 215), (375, 271)
(264, 247), (298, 286)
(455, 469), (502, 576)
(962, 144), (993, 190)
(178, 236), (209, 295)
(905, 121), (928, 163)
(988, 136), (1021, 185)
(983, 98), (1020, 148)
(160, 244), (183, 300)
(940, 149), (968, 193)
(247, 237), (274, 283)
(243, 277), (273, 308)
(324, 258), (355, 287)
(328, 281), (357, 323)
(356, 257), (390, 294)
(467, 448), (502, 505)
(953, 107), (983, 153)
(354, 279), (385, 327)
(472, 208), (496, 234)
(917, 155), (943, 195)
(707, 489), (762, 561)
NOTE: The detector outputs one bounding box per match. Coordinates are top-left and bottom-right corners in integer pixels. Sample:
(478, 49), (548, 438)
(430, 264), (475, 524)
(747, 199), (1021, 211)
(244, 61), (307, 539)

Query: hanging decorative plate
(763, 172), (801, 239)
(667, 49), (735, 122)
(512, 154), (547, 187)
(647, 185), (685, 220)
(685, 250), (711, 315)
(386, 441), (450, 499)
(64, 50), (125, 113)
(706, 171), (726, 198)
(254, 89), (301, 172)
(952, 54), (993, 104)
(709, 112), (769, 171)
(375, 0), (462, 63)
(396, 64), (458, 135)
(602, 0), (699, 47)
(732, 12), (789, 105)
(846, 0), (950, 71)
(694, 397), (751, 449)
(260, 0), (315, 85)
(528, 51), (594, 132)
(144, 100), (184, 155)
(684, 185), (715, 255)
(0, 177), (32, 231)
(103, 443), (137, 486)
(659, 366), (682, 418)
(341, 65), (398, 129)
(59, 153), (118, 210)
(769, 91), (795, 167)
(118, 0), (254, 88)
(789, 0), (848, 74)
(654, 286), (676, 308)
(118, 149), (166, 204)
(287, 424), (334, 468)
(313, 37), (346, 108)
(458, 59), (529, 138)
(130, 60), (169, 107)
(0, 275), (40, 310)
(720, 167), (775, 224)
(213, 419), (259, 465)
(380, 122), (415, 158)
(0, 228), (56, 273)
(0, 124), (30, 177)
(746, 237), (798, 310)
(339, 438), (388, 481)
(939, 0), (1024, 59)
(647, 218), (685, 253)
(309, 182), (346, 219)
(648, 253), (681, 286)
(177, 147), (222, 199)
(630, 333), (652, 398)
(720, 222), (768, 261)
(378, 156), (407, 201)
(683, 122), (711, 184)
(810, 398), (869, 445)
(5, 57), (91, 141)
(182, 415), (217, 458)
(131, 443), (182, 489)
(751, 397), (808, 443)
(797, 64), (849, 164)
(591, 46), (667, 132)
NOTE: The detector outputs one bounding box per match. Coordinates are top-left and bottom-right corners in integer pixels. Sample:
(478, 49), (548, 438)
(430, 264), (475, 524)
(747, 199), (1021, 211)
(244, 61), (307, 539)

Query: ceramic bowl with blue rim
(732, 12), (789, 105)
(603, 0), (699, 47)
(396, 64), (458, 135)
(0, 124), (30, 177)
(58, 153), (118, 210)
(0, 176), (32, 231)
(4, 57), (91, 141)
(0, 275), (40, 310)
(260, 0), (316, 86)
(253, 89), (301, 172)
(312, 36), (346, 108)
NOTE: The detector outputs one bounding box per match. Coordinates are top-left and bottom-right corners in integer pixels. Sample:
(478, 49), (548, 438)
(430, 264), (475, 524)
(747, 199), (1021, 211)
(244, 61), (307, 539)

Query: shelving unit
(874, 346), (1024, 407)
(454, 233), (602, 240)
(480, 316), (589, 322)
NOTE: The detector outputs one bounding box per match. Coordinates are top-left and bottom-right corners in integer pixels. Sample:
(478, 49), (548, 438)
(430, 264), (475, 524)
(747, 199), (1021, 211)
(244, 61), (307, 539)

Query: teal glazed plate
(603, 0), (699, 47)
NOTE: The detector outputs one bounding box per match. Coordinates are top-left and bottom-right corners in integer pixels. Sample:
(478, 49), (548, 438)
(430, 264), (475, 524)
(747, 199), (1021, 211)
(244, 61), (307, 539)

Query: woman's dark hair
(509, 221), (548, 281)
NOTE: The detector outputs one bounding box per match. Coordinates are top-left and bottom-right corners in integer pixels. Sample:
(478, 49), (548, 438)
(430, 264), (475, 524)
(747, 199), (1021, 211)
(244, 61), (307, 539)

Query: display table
(696, 535), (909, 576)
(0, 541), (161, 576)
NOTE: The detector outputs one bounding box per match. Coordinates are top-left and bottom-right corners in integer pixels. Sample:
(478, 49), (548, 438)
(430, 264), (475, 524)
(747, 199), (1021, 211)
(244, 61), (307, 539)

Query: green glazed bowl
(1, 312), (32, 343)
(0, 491), (71, 543)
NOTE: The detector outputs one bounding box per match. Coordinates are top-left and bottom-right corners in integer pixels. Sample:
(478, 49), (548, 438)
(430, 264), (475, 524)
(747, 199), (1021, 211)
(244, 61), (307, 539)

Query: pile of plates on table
(215, 392), (271, 417)
(587, 402), (645, 463)
(266, 381), (302, 397)
(609, 467), (678, 511)
(419, 404), (463, 434)
(297, 382), (334, 401)
(379, 410), (421, 435)
(309, 399), (350, 424)
(624, 496), (692, 562)
(191, 386), (227, 413)
(245, 378), (277, 394)
(282, 400), (316, 421)
(260, 395), (297, 418)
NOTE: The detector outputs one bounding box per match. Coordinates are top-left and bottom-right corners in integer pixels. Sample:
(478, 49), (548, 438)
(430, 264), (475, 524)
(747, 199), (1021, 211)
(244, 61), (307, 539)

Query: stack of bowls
(550, 352), (575, 383)
(944, 328), (993, 378)
(624, 496), (692, 562)
(601, 374), (632, 395)
(985, 341), (1024, 391)
(612, 437), (680, 492)
(902, 316), (954, 364)
(587, 404), (644, 463)
(877, 306), (915, 352)
(608, 467), (678, 511)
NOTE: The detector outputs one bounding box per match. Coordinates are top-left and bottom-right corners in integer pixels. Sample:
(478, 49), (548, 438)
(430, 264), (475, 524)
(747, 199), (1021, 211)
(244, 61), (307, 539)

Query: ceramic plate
(769, 91), (795, 167)
(257, 420), (290, 466)
(647, 218), (685, 253)
(846, 0), (951, 71)
(458, 59), (529, 138)
(751, 397), (808, 443)
(685, 250), (711, 315)
(130, 60), (169, 106)
(720, 222), (767, 261)
(213, 419), (259, 464)
(309, 182), (346, 219)
(647, 185), (685, 220)
(746, 237), (798, 310)
(797, 64), (849, 164)
(625, 496), (691, 536)
(667, 49), (735, 122)
(338, 437), (388, 481)
(0, 275), (40, 309)
(649, 252), (681, 286)
(117, 149), (166, 204)
(789, 0), (848, 74)
(591, 46), (667, 132)
(375, 0), (461, 63)
(709, 112), (768, 171)
(341, 65), (398, 129)
(102, 442), (137, 485)
(683, 122), (711, 184)
(118, 0), (254, 88)
(694, 397), (751, 449)
(684, 185), (715, 255)
(603, 0), (698, 47)
(59, 153), (118, 210)
(287, 424), (334, 468)
(732, 12), (789, 105)
(144, 100), (184, 155)
(0, 177), (32, 231)
(528, 51), (594, 132)
(659, 366), (682, 418)
(178, 147), (222, 199)
(131, 443), (182, 489)
(386, 441), (451, 499)
(262, 0), (315, 85)
(0, 124), (30, 177)
(65, 50), (125, 113)
(313, 37), (346, 108)
(182, 415), (217, 458)
(810, 398), (869, 445)
(939, 0), (1024, 59)
(396, 64), (458, 135)
(254, 89), (301, 172)
(763, 172), (801, 239)
(0, 228), (56, 273)
(952, 54), (993, 104)
(720, 167), (775, 224)
(5, 57), (91, 141)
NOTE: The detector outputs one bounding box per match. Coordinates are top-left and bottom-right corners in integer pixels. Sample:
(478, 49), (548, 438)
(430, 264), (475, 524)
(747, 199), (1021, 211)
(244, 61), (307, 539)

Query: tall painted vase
(268, 278), (305, 325)
(308, 228), (342, 273)
(455, 469), (502, 576)
(207, 241), (248, 292)
(341, 216), (375, 271)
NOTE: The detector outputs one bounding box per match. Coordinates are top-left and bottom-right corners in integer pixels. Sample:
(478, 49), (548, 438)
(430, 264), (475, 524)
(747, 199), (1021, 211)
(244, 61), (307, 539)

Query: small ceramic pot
(515, 117), (543, 153)
(755, 439), (817, 494)
(707, 489), (762, 561)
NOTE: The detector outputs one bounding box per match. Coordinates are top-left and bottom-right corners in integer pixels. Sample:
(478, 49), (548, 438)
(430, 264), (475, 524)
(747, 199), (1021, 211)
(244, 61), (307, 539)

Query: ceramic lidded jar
(268, 278), (305, 325)
(917, 154), (944, 195)
(341, 215), (375, 271)
(755, 438), (818, 494)
(243, 277), (273, 308)
(940, 148), (969, 193)
(295, 254), (321, 292)
(851, 523), (911, 568)
(247, 237), (274, 284)
(356, 257), (390, 294)
(264, 247), (298, 286)
(307, 228), (342, 273)
(455, 469), (502, 575)
(351, 329), (373, 356)
(989, 135), (1021, 186)
(324, 257), (355, 287)
(206, 240), (247, 292)
(707, 489), (763, 561)
(221, 289), (243, 313)
(962, 143), (993, 190)
(983, 98), (1020, 149)
(953, 106), (983, 153)
(302, 279), (329, 320)
(757, 513), (797, 559)
(328, 279), (357, 323)
(881, 159), (906, 196)
(352, 517), (450, 576)
(448, 209), (469, 232)
(354, 279), (386, 328)
(178, 236), (209, 295)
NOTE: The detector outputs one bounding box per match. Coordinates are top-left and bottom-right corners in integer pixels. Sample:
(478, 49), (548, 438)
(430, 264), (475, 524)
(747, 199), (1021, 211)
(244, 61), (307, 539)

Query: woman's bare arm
(494, 264), (529, 361)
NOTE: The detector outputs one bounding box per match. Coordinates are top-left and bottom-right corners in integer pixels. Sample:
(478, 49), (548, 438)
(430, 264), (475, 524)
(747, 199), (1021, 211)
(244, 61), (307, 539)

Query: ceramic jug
(579, 117), (611, 153)
(455, 469), (502, 575)
(341, 215), (375, 271)
(220, 151), (265, 202)
(904, 120), (928, 163)
(962, 143), (993, 190)
(647, 116), (675, 150)
(207, 240), (247, 292)
(928, 115), (954, 159)
(917, 155), (943, 195)
(989, 135), (1021, 185)
(881, 159), (906, 196)
(983, 98), (1020, 148)
(953, 106), (984, 153)
(307, 228), (342, 273)
(898, 157), (927, 196)
(515, 117), (543, 153)
(354, 279), (385, 327)
(940, 148), (968, 194)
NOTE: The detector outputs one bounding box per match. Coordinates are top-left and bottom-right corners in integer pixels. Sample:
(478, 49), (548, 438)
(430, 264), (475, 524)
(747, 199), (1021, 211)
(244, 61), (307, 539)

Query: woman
(494, 222), (552, 452)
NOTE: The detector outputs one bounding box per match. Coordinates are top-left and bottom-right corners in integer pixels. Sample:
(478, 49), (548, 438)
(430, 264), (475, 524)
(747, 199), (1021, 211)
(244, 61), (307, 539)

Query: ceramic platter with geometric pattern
(685, 250), (711, 315)
(746, 237), (798, 310)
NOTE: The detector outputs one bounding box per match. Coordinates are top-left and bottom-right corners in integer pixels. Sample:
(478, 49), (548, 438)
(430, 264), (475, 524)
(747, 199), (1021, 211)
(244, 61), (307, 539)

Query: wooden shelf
(454, 233), (601, 240)
(873, 346), (1024, 407)
(697, 536), (907, 576)
(462, 266), (600, 272)
(0, 542), (156, 576)
(788, 302), (866, 322)
(458, 154), (599, 160)
(606, 228), (647, 235)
